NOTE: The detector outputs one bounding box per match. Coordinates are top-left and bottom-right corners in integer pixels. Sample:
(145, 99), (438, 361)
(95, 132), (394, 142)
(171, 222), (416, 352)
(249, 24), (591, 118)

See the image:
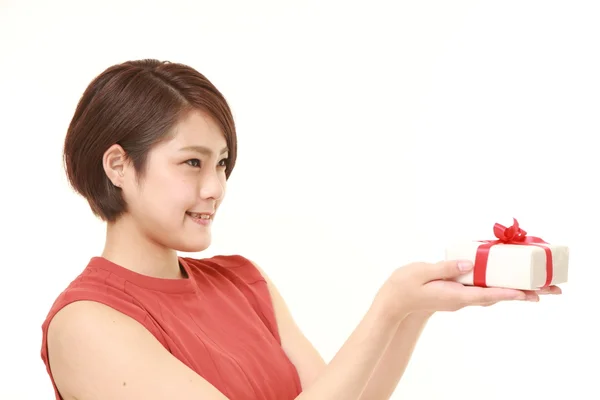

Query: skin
(46, 109), (561, 400)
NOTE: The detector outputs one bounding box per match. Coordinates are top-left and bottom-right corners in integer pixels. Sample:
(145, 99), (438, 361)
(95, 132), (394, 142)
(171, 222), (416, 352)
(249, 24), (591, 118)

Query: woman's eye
(218, 158), (229, 168)
(186, 159), (201, 167)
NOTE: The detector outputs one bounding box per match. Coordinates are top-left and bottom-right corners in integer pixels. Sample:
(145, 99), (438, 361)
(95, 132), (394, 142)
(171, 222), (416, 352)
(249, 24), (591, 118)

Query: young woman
(40, 59), (560, 400)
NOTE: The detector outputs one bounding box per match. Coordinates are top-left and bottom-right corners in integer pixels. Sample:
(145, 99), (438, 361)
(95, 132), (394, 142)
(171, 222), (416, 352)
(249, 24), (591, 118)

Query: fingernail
(458, 261), (473, 271)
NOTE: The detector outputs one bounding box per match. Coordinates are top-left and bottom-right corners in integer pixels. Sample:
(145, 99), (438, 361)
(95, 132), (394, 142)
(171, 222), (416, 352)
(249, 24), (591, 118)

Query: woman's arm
(46, 301), (231, 400)
(254, 261), (401, 399)
(356, 312), (432, 399)
(258, 257), (431, 400)
(296, 301), (400, 400)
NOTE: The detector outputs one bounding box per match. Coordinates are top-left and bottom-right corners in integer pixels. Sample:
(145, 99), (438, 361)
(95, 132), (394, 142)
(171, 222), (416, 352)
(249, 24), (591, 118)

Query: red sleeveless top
(40, 254), (302, 400)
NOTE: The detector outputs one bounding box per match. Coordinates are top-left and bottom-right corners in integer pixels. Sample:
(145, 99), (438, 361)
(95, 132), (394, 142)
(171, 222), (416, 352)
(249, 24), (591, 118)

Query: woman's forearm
(296, 295), (403, 400)
(358, 312), (432, 400)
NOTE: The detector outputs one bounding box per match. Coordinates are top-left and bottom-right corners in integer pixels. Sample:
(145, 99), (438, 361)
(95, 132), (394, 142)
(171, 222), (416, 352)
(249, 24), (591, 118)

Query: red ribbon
(474, 218), (553, 288)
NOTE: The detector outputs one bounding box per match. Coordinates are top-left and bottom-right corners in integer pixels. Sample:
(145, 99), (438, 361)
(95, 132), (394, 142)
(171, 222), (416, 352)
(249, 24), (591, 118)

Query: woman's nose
(199, 170), (225, 201)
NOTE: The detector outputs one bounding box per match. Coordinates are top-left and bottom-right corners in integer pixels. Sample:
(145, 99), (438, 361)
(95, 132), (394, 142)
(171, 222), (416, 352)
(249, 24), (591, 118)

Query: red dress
(40, 254), (303, 400)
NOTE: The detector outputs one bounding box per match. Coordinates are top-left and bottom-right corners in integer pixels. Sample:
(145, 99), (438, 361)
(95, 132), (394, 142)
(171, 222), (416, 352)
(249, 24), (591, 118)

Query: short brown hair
(63, 59), (237, 222)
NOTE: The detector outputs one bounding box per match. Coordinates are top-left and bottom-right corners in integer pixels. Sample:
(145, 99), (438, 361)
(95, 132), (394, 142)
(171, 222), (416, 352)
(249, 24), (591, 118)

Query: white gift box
(444, 242), (569, 290)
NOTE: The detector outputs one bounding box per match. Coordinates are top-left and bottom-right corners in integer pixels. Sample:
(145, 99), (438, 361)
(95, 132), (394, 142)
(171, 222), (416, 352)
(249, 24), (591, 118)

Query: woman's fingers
(536, 286), (562, 295)
(464, 286), (528, 305)
(417, 260), (475, 282)
(466, 285), (562, 305)
(426, 281), (527, 306)
(520, 291), (540, 301)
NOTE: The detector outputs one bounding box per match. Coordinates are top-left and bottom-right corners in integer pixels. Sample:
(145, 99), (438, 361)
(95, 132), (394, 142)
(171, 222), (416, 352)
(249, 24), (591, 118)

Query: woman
(40, 59), (560, 400)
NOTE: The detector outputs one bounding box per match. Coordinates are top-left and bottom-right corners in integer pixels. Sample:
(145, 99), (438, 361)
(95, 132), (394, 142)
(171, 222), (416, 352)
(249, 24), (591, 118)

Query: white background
(1, 1), (598, 399)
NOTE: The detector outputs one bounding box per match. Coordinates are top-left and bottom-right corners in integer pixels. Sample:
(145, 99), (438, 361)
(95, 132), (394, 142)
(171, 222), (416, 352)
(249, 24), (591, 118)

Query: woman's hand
(377, 260), (561, 320)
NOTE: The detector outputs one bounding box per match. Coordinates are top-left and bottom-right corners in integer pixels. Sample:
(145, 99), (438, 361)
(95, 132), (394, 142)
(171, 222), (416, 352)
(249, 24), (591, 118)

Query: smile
(186, 211), (213, 226)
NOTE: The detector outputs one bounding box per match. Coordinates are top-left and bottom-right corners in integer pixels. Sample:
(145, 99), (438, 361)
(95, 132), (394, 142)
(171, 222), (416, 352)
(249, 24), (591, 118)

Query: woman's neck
(101, 215), (184, 280)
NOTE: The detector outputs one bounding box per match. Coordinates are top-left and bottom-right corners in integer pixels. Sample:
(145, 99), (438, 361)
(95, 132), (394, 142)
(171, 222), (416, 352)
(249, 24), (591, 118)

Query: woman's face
(116, 110), (229, 253)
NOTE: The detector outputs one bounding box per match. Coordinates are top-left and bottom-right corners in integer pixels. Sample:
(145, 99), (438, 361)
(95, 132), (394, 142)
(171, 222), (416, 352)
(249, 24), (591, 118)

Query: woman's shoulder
(182, 254), (266, 284)
(41, 258), (154, 331)
(183, 253), (254, 269)
(40, 258), (170, 381)
(183, 254), (285, 343)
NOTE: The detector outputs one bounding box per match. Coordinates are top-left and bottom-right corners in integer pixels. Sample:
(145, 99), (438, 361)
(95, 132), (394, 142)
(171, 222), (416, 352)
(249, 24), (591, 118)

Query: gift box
(444, 219), (569, 290)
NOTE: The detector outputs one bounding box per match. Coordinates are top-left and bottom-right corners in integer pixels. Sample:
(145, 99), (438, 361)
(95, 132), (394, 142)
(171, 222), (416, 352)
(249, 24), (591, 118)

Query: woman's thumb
(425, 260), (474, 281)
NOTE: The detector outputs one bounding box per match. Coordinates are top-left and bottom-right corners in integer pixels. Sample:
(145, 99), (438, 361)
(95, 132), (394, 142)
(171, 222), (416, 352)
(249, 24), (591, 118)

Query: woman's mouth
(186, 211), (212, 226)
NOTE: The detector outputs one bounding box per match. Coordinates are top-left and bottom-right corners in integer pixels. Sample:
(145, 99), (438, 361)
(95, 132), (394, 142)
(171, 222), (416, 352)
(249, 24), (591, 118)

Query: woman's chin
(170, 231), (212, 254)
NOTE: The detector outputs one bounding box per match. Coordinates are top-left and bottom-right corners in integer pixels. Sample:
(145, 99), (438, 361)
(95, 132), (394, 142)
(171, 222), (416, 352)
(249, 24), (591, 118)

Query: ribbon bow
(493, 218), (527, 242)
(473, 218), (553, 288)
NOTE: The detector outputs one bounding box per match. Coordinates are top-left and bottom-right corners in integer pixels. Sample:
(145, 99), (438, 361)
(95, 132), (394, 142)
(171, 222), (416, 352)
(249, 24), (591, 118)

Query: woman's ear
(102, 144), (128, 187)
